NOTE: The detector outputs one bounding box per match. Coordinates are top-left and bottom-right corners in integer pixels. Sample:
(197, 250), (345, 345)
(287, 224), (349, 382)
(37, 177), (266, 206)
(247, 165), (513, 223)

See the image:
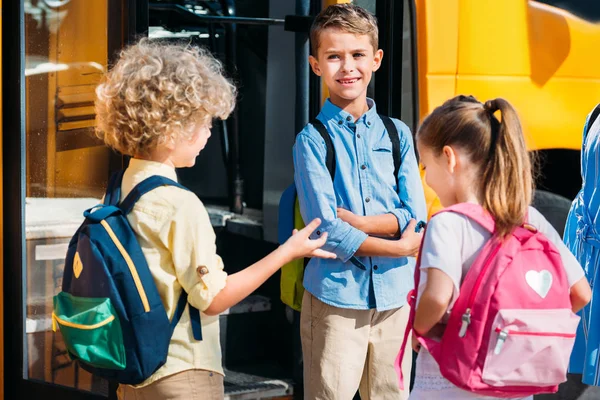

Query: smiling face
(309, 28), (382, 111)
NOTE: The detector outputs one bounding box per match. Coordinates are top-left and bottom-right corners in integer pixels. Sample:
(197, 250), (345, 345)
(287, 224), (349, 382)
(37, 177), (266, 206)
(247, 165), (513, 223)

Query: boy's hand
(396, 220), (423, 257)
(281, 218), (337, 261)
(337, 207), (363, 230)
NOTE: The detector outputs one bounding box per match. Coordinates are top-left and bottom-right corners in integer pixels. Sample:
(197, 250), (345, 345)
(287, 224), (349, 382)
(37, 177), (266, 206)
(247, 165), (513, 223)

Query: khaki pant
(301, 292), (412, 400)
(117, 369), (224, 400)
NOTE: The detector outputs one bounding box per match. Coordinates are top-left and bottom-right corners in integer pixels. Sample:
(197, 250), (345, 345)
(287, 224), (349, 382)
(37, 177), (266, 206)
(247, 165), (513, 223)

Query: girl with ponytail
(408, 95), (591, 399)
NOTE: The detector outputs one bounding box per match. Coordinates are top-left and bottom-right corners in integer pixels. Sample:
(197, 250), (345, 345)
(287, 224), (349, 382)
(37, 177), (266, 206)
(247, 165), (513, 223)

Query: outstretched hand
(282, 218), (337, 261)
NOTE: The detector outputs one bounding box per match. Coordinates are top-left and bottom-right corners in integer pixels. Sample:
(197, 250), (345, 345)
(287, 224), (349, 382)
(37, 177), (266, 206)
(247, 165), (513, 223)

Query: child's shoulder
(376, 115), (413, 147)
(137, 184), (202, 217)
(428, 210), (471, 233)
(383, 116), (410, 132)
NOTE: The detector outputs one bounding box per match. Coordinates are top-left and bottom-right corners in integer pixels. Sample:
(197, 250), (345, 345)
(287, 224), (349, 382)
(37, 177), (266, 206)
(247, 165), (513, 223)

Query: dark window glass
(536, 0), (600, 22)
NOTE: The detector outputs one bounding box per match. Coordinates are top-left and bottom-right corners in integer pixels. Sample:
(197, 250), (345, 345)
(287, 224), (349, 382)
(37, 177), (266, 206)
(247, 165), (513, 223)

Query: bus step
(224, 369), (292, 400)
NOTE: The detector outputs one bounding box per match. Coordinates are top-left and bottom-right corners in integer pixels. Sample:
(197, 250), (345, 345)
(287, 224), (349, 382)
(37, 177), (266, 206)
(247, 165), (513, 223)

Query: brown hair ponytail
(417, 95), (533, 237)
(481, 99), (532, 236)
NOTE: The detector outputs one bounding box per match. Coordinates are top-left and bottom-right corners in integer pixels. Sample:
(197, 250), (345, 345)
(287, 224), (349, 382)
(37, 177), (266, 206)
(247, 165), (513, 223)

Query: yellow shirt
(121, 159), (228, 387)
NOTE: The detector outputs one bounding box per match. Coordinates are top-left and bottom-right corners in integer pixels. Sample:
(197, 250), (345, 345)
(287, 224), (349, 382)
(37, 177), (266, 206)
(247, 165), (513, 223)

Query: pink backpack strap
(437, 203), (496, 234)
(395, 234), (426, 390)
(395, 203), (495, 390)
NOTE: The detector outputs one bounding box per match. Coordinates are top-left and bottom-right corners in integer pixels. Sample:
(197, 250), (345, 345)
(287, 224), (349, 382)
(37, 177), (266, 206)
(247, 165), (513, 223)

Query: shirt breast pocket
(371, 144), (395, 182)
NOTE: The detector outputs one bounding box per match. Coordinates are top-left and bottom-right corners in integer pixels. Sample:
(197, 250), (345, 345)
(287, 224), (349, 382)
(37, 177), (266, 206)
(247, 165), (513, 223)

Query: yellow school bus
(416, 0), (600, 230)
(1, 1), (600, 399)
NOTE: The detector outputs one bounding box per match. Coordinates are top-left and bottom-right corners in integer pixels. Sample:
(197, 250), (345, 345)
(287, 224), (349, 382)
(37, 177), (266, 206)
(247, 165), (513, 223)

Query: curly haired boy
(95, 39), (334, 400)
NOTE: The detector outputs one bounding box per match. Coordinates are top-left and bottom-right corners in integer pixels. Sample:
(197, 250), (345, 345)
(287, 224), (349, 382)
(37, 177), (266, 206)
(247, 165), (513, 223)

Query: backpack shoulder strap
(119, 175), (189, 215)
(379, 115), (401, 187)
(120, 175), (201, 339)
(104, 170), (125, 206)
(311, 119), (336, 181)
(172, 291), (202, 340)
(585, 103), (600, 141)
(435, 203), (496, 234)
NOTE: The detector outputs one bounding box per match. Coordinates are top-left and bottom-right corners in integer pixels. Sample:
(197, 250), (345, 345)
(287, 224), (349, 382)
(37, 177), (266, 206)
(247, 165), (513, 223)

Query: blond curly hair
(95, 39), (236, 156)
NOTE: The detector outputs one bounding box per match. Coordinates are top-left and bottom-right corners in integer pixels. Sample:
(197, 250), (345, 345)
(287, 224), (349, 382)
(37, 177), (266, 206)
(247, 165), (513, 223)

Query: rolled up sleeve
(294, 132), (368, 262)
(159, 194), (227, 312)
(391, 120), (427, 232)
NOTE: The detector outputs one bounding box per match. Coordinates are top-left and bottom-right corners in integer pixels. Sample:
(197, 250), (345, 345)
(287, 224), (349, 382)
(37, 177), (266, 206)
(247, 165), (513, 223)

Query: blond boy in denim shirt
(293, 4), (426, 399)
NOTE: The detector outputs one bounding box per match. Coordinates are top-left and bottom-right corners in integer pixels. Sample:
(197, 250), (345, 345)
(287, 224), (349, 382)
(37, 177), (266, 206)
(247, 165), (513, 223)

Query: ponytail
(417, 95), (533, 237)
(481, 99), (532, 237)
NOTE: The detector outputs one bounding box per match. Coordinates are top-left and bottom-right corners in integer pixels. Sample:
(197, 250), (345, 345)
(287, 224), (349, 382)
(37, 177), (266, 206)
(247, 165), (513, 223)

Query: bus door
(3, 0), (144, 398)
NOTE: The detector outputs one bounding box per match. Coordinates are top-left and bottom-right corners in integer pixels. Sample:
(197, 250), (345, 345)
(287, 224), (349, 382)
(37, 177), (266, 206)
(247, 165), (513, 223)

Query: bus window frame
(535, 0), (600, 23)
(374, 0), (419, 133)
(2, 0), (144, 398)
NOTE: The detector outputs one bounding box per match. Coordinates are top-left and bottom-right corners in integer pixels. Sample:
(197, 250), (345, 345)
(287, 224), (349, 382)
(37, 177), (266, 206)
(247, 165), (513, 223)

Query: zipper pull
(459, 309), (472, 338)
(494, 329), (509, 354)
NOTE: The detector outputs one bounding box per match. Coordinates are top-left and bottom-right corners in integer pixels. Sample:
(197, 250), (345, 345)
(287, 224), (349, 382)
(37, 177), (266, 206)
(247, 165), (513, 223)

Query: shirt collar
(127, 158), (178, 182)
(320, 98), (378, 127)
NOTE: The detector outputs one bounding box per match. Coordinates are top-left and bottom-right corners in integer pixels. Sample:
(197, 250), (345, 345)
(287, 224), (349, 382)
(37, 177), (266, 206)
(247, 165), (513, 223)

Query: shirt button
(367, 121), (372, 126)
(365, 197), (371, 203)
(360, 164), (366, 170)
(338, 120), (343, 125)
(346, 116), (352, 122)
(373, 265), (378, 271)
(316, 230), (321, 235)
(357, 134), (361, 138)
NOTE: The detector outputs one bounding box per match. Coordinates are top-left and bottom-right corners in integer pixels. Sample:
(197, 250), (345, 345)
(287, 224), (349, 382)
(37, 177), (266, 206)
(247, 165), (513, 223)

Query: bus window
(536, 0), (600, 22)
(24, 0), (122, 395)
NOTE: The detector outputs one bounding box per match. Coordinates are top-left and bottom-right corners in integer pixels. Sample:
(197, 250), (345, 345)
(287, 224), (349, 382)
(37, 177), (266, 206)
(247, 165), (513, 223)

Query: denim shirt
(293, 98), (427, 311)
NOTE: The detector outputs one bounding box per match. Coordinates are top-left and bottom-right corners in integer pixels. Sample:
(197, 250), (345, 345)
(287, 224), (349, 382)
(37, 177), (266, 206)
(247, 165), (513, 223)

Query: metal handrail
(149, 3), (284, 26)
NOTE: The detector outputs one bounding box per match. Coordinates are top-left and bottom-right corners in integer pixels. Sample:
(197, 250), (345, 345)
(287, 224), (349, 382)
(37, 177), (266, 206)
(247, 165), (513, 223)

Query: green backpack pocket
(53, 292), (126, 370)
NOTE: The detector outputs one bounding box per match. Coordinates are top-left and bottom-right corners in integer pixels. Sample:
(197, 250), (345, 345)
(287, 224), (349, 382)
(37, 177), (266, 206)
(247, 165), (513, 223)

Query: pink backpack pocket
(482, 309), (579, 387)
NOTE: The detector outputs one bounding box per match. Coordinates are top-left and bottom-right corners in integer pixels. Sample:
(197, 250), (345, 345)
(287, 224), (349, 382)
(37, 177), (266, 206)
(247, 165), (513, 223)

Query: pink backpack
(396, 203), (580, 398)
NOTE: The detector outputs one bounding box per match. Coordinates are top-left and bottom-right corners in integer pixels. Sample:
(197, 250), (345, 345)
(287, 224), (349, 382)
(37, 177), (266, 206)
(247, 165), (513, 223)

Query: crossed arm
(294, 130), (424, 260)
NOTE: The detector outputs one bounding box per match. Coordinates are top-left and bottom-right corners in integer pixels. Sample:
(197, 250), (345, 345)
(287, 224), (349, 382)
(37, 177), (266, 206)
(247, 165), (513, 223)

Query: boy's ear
(308, 55), (322, 76)
(372, 49), (384, 72)
(163, 136), (177, 151)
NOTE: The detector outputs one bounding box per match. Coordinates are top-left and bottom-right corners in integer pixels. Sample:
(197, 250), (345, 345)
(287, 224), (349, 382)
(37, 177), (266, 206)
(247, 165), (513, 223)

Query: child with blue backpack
(58, 39), (335, 400)
(402, 95), (591, 399)
(293, 4), (427, 399)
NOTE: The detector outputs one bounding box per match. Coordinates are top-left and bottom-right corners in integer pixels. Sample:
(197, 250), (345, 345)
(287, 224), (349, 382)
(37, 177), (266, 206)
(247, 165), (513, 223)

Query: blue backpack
(278, 116), (401, 311)
(52, 170), (202, 384)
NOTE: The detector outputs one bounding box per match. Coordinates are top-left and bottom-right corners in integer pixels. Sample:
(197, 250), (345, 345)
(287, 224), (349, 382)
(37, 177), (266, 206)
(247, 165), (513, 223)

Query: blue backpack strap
(104, 170), (125, 206)
(117, 174), (203, 340)
(171, 291), (203, 341)
(379, 114), (401, 190)
(119, 175), (188, 215)
(189, 306), (202, 340)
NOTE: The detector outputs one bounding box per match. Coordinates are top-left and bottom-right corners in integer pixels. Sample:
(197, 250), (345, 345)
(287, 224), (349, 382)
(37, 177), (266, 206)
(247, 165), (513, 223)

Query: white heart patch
(525, 270), (553, 299)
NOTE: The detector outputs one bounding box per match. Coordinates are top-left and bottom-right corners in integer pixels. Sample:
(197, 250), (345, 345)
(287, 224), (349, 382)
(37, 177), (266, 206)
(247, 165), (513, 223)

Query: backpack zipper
(100, 220), (151, 312)
(458, 243), (503, 337)
(493, 327), (576, 354)
(52, 312), (115, 332)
